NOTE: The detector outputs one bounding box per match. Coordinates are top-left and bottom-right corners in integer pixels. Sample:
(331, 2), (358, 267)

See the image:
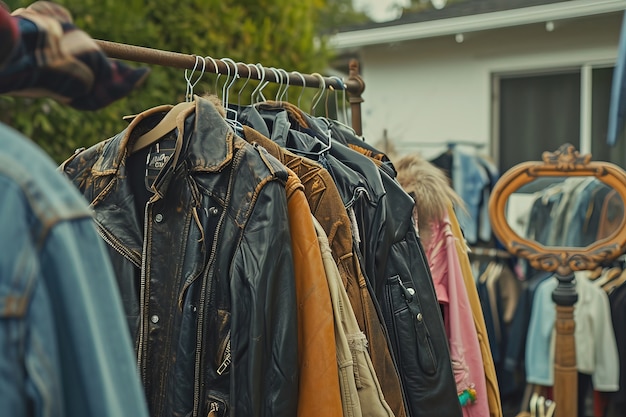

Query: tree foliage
(2, 0), (367, 162)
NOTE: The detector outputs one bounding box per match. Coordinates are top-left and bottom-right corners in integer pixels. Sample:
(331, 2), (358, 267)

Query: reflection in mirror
(505, 176), (625, 249)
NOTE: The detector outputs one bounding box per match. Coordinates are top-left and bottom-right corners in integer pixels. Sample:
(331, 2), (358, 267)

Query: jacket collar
(94, 96), (234, 175)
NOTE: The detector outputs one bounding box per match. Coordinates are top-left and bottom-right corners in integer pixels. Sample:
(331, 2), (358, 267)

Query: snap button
(407, 288), (415, 296)
(150, 315), (159, 324)
(208, 206), (219, 216)
(416, 313), (423, 322)
(155, 213), (164, 223)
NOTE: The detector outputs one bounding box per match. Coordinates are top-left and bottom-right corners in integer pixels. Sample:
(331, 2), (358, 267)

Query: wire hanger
(237, 63), (254, 109)
(291, 70), (306, 109)
(203, 55), (219, 95)
(130, 55), (204, 154)
(220, 57), (243, 134)
(310, 72), (325, 114)
(277, 68), (290, 103)
(251, 63), (266, 104)
(329, 75), (348, 125)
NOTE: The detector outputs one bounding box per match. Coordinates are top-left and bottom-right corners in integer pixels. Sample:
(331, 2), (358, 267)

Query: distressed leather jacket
(61, 97), (299, 417)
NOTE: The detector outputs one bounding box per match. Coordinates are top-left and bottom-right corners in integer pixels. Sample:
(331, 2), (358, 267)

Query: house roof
(330, 0), (626, 49)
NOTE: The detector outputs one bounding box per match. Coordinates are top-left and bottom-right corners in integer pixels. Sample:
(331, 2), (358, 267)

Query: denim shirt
(0, 122), (149, 417)
(451, 149), (491, 244)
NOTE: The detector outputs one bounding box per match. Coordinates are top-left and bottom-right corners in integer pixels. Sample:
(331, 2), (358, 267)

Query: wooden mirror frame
(489, 143), (626, 417)
(490, 143), (626, 275)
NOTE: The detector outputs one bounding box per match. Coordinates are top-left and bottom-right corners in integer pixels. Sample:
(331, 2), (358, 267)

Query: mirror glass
(504, 176), (625, 249)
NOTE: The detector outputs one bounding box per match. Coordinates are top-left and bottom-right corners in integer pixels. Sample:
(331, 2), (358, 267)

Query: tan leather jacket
(284, 168), (343, 417)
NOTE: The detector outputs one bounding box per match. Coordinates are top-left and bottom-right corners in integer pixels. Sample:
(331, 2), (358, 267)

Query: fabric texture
(313, 215), (395, 417)
(1, 1), (148, 110)
(0, 122), (149, 417)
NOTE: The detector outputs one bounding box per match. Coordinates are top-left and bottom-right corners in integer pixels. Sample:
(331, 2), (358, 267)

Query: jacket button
(407, 288), (415, 296)
(208, 206), (219, 216)
(150, 315), (160, 324)
(155, 213), (164, 223)
(416, 313), (423, 322)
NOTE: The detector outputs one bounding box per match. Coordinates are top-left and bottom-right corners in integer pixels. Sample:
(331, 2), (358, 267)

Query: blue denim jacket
(0, 122), (149, 417)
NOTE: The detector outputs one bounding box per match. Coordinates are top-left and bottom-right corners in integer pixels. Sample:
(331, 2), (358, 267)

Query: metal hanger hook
(184, 55), (205, 102)
(251, 63), (266, 103)
(329, 76), (347, 123)
(221, 57), (239, 106)
(203, 56), (219, 95)
(291, 71), (306, 108)
(277, 68), (290, 103)
(310, 72), (326, 114)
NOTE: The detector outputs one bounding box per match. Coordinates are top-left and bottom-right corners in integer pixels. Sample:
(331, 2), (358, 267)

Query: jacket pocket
(386, 275), (437, 376)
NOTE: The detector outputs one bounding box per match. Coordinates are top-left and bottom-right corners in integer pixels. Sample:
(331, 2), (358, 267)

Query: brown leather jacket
(284, 168), (344, 417)
(243, 126), (407, 417)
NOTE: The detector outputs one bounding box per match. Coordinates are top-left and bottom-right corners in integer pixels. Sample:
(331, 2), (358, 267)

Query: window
(494, 65), (623, 173)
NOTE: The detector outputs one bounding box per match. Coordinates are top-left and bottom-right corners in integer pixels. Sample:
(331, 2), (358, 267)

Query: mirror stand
(552, 270), (578, 417)
(489, 144), (626, 417)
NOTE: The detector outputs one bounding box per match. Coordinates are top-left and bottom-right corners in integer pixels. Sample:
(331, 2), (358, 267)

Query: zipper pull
(396, 276), (415, 301)
(208, 401), (220, 417)
(216, 339), (231, 375)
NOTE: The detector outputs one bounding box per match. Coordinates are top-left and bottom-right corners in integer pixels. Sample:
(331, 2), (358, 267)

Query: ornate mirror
(489, 143), (626, 417)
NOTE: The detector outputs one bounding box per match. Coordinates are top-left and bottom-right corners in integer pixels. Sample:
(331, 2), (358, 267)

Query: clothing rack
(94, 39), (366, 135)
(469, 246), (512, 259)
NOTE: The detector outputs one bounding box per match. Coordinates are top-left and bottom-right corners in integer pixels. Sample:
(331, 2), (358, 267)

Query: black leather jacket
(61, 97), (299, 417)
(239, 102), (462, 417)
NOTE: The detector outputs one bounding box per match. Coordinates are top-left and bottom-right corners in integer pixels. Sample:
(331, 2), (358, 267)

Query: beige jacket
(313, 216), (395, 417)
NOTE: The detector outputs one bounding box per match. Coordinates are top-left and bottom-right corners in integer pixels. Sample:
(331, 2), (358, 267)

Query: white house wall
(354, 13), (623, 160)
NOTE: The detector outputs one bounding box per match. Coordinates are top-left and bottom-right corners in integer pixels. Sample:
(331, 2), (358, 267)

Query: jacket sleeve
(230, 179), (299, 417)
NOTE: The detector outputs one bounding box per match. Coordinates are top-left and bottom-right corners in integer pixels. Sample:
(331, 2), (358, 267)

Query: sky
(353, 0), (410, 22)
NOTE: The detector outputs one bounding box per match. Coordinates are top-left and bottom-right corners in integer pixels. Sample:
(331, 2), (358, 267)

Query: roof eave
(329, 0), (626, 50)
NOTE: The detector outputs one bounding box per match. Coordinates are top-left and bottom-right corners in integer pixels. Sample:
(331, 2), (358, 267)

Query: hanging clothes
(60, 96), (300, 417)
(239, 123), (407, 417)
(607, 282), (626, 416)
(0, 122), (149, 417)
(430, 146), (498, 245)
(394, 153), (498, 417)
(313, 215), (395, 417)
(238, 100), (462, 417)
(525, 272), (620, 393)
(449, 206), (504, 417)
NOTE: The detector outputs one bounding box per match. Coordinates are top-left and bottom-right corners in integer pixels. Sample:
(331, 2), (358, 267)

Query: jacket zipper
(193, 146), (243, 416)
(137, 202), (152, 382)
(95, 222), (142, 268)
(193, 217), (222, 414)
(216, 336), (231, 376)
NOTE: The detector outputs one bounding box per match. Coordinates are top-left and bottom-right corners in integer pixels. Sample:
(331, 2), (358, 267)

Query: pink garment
(424, 211), (489, 417)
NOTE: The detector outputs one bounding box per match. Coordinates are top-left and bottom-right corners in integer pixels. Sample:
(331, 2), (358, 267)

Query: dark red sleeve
(0, 6), (19, 67)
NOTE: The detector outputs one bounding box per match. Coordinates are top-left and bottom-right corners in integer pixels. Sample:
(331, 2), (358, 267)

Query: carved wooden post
(552, 267), (578, 417)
